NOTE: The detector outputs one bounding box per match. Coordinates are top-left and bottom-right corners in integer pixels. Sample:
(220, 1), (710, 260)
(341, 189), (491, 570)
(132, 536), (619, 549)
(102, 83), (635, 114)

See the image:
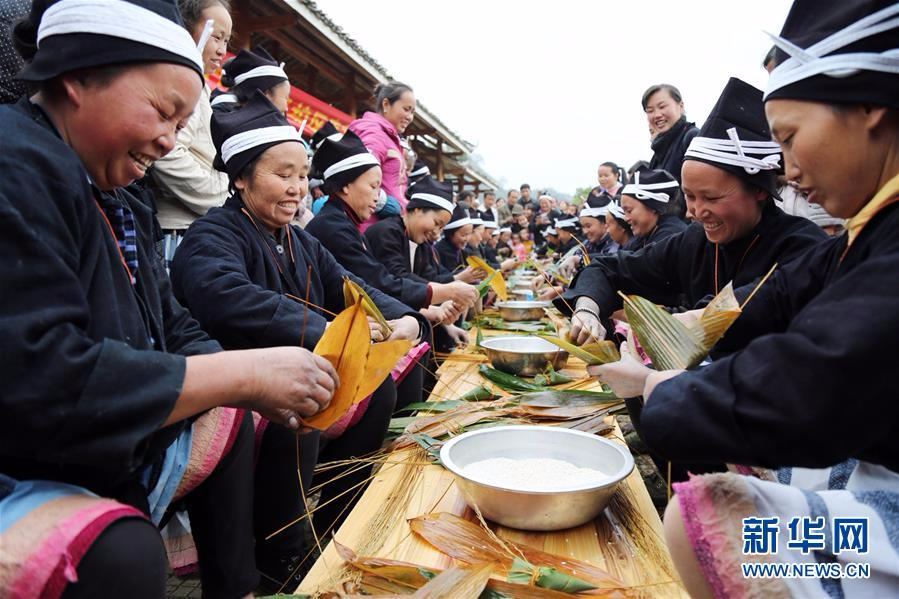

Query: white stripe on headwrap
(221, 125), (302, 164)
(469, 217), (484, 226)
(410, 165), (429, 177)
(196, 18), (213, 52)
(410, 192), (453, 213)
(544, 227), (557, 236)
(443, 217), (472, 230)
(764, 3), (899, 99)
(483, 219), (498, 229)
(621, 171), (679, 204)
(685, 127), (782, 175)
(323, 152), (380, 180)
(233, 64), (288, 86)
(607, 202), (625, 220)
(555, 217), (578, 229)
(38, 0), (203, 72)
(499, 227), (512, 234)
(210, 92), (238, 107)
(580, 205), (608, 218)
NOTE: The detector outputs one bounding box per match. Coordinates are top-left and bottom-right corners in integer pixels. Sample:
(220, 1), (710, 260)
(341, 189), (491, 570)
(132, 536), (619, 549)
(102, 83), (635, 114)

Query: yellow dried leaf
(690, 282), (741, 348)
(307, 298), (410, 430)
(343, 276), (391, 336)
(467, 255), (508, 301)
(409, 512), (627, 590)
(411, 562), (493, 599)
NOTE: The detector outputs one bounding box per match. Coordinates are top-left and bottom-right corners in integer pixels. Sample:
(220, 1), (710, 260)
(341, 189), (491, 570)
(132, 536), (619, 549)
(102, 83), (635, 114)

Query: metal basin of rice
(479, 335), (567, 376)
(495, 300), (551, 322)
(440, 425), (635, 530)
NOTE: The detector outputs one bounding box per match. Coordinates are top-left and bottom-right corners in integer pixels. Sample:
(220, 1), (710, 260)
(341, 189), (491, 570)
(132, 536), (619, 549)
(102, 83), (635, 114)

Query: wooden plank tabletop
(298, 331), (686, 597)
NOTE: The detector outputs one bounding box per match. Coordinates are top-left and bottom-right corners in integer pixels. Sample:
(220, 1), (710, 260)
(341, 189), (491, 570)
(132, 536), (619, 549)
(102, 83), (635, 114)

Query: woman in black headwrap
(0, 2), (337, 596)
(592, 2), (899, 596)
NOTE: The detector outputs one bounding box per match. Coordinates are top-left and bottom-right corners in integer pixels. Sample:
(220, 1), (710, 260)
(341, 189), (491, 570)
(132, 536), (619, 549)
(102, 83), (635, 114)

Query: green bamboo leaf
(398, 400), (466, 413)
(537, 334), (620, 365)
(619, 293), (706, 370)
(506, 557), (597, 593)
(516, 389), (620, 407)
(478, 364), (547, 393)
(459, 385), (499, 401)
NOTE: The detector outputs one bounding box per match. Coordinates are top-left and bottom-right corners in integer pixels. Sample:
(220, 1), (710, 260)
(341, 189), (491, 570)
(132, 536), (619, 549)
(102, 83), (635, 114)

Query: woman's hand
(368, 316), (386, 342)
(569, 297), (605, 345)
(445, 281), (479, 308)
(537, 285), (563, 301)
(559, 255), (580, 278)
(454, 266), (484, 284)
(439, 300), (463, 324)
(443, 323), (469, 347)
(587, 341), (652, 399)
(245, 347), (339, 429)
(500, 258), (517, 272)
(387, 315), (421, 344)
(420, 305), (445, 324)
(530, 273), (551, 291)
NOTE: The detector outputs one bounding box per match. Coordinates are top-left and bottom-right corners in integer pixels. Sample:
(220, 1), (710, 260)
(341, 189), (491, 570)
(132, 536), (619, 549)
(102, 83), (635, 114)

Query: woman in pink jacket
(348, 81), (416, 231)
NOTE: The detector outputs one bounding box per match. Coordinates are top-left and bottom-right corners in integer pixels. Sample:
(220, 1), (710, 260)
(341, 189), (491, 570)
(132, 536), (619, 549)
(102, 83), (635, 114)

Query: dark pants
(254, 362), (423, 560)
(625, 396), (726, 484)
(66, 412), (259, 599)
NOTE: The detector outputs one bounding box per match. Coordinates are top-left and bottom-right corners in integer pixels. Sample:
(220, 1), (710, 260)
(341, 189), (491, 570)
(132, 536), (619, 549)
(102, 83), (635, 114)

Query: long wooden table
(298, 331), (687, 597)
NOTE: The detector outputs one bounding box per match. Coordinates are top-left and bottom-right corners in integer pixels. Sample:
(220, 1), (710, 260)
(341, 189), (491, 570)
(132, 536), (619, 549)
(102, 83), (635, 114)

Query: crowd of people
(0, 0), (896, 597)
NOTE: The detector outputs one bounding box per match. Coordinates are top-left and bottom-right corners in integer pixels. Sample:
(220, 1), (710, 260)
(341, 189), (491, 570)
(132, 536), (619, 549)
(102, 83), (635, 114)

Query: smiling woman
(0, 1), (345, 597)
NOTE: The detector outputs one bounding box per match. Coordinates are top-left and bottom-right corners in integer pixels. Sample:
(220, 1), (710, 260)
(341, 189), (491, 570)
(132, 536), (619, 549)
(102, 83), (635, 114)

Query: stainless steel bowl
(479, 335), (567, 376)
(510, 289), (534, 301)
(495, 300), (551, 322)
(440, 425), (634, 530)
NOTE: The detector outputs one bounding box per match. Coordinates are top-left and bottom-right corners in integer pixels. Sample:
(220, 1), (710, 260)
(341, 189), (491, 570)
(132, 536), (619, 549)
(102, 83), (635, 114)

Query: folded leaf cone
(619, 282), (742, 371)
(538, 334), (621, 365)
(307, 298), (411, 430)
(468, 255), (508, 300)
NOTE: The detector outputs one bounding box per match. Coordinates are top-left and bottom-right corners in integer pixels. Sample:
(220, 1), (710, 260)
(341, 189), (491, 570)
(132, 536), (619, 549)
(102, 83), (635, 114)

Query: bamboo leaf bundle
(538, 335), (621, 366)
(409, 512), (628, 591)
(469, 255), (509, 301)
(619, 281), (743, 371)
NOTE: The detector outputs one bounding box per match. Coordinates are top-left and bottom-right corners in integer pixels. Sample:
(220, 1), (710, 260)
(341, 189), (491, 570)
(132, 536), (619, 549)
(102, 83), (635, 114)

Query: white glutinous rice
(463, 457), (608, 491)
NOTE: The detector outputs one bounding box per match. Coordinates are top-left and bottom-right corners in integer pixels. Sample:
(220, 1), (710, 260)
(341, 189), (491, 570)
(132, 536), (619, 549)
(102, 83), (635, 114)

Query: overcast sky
(316, 0), (794, 196)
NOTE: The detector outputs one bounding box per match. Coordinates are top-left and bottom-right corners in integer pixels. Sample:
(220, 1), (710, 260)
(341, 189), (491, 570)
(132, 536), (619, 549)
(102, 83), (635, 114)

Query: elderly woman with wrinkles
(0, 1), (338, 597)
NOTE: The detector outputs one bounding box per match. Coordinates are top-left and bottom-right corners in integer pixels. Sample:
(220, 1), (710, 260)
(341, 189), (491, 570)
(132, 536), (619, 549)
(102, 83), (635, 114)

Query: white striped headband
(765, 3), (899, 100)
(210, 92), (238, 107)
(38, 0), (203, 72)
(443, 217), (473, 230)
(233, 64), (288, 86)
(410, 192), (453, 213)
(621, 172), (679, 204)
(410, 164), (430, 178)
(685, 127), (782, 175)
(221, 125), (302, 165)
(544, 227), (557, 236)
(555, 217), (578, 229)
(580, 205), (609, 218)
(606, 202), (625, 220)
(323, 152), (380, 180)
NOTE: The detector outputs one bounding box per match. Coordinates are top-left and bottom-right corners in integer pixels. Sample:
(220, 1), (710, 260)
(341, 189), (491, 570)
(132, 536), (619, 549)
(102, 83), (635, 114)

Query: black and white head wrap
(310, 126), (380, 190)
(620, 169), (680, 214)
(210, 88), (238, 111)
(19, 0), (203, 82)
(467, 208), (484, 227)
(684, 77), (782, 195)
(443, 203), (473, 231)
(765, 0), (899, 109)
(555, 217), (579, 232)
(580, 194), (611, 220)
(406, 176), (453, 214)
(211, 91), (303, 181)
(222, 46), (288, 98)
